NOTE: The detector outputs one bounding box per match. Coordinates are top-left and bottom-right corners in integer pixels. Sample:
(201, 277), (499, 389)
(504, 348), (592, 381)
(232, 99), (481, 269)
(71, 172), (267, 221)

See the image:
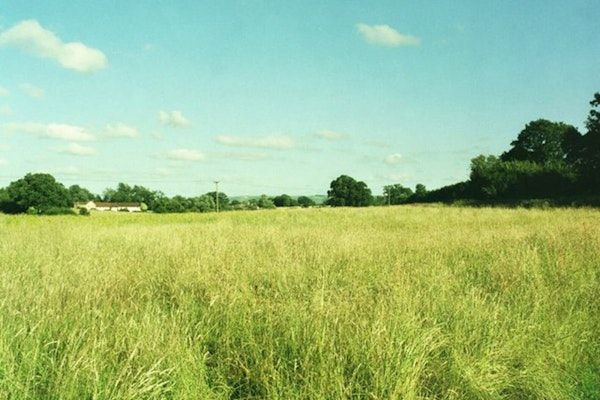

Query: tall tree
(500, 119), (579, 164)
(206, 191), (229, 210)
(273, 194), (298, 207)
(69, 184), (96, 202)
(102, 183), (160, 209)
(1, 173), (72, 214)
(578, 92), (600, 189)
(383, 184), (413, 205)
(297, 196), (316, 208)
(414, 184), (427, 198)
(327, 175), (373, 207)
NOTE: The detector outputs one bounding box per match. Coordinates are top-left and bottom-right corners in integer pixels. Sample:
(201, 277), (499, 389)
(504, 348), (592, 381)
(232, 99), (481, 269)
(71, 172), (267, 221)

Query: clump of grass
(0, 206), (598, 399)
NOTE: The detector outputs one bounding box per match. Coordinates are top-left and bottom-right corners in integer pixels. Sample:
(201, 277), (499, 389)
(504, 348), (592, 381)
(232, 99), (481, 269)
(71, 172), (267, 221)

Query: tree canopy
(383, 184), (413, 205)
(69, 185), (96, 202)
(500, 119), (579, 164)
(0, 173), (73, 214)
(414, 92), (600, 204)
(327, 175), (373, 207)
(576, 92), (600, 188)
(273, 194), (298, 207)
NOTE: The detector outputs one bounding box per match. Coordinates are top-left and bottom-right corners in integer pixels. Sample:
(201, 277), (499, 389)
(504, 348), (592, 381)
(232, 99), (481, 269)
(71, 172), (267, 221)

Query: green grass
(0, 206), (599, 399)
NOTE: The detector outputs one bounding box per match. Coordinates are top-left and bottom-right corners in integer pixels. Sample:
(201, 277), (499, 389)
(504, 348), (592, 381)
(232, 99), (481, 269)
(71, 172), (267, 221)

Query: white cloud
(167, 148), (205, 161)
(356, 23), (421, 47)
(20, 83), (45, 100)
(46, 123), (96, 141)
(385, 153), (403, 165)
(0, 86), (9, 96)
(1, 122), (96, 141)
(159, 110), (190, 127)
(315, 129), (345, 140)
(216, 135), (295, 150)
(0, 20), (107, 72)
(104, 122), (139, 138)
(60, 142), (96, 156)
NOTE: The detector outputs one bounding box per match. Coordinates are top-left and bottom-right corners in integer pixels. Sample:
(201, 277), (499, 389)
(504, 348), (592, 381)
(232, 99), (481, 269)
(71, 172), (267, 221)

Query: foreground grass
(0, 206), (598, 399)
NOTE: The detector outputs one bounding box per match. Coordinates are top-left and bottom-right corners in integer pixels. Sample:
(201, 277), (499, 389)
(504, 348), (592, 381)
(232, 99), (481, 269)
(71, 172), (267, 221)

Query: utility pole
(214, 181), (220, 212)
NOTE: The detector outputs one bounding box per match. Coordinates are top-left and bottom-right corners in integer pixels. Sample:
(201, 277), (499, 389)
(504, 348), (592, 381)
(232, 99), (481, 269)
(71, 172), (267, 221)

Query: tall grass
(0, 206), (598, 399)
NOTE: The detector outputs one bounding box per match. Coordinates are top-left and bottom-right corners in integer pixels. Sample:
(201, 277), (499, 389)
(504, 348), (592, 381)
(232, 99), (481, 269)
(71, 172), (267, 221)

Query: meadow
(0, 206), (598, 399)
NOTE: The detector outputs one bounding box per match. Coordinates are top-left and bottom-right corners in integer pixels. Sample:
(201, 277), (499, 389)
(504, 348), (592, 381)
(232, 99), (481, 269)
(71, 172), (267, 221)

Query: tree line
(423, 91), (600, 205)
(0, 177), (319, 215)
(325, 91), (600, 207)
(1, 91), (598, 214)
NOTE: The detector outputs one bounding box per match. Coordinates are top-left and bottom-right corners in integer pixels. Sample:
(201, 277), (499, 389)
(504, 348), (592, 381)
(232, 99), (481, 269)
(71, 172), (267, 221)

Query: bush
(43, 207), (76, 216)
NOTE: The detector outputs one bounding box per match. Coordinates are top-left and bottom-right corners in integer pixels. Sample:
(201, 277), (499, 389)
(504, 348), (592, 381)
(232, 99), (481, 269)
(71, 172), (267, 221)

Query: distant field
(0, 206), (598, 399)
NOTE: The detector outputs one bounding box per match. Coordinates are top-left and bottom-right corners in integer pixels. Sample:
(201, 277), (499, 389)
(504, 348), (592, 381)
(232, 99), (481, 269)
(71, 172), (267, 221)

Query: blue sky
(1, 1), (599, 197)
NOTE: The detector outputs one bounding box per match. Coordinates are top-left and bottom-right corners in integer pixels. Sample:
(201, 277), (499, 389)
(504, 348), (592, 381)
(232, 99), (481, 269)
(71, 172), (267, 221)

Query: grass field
(0, 206), (599, 399)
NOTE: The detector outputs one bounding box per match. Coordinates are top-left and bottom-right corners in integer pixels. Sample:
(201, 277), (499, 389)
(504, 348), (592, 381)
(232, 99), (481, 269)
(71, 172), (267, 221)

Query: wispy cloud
(167, 148), (205, 162)
(216, 135), (295, 150)
(0, 20), (107, 73)
(159, 110), (190, 127)
(104, 122), (140, 138)
(356, 23), (420, 47)
(1, 122), (96, 141)
(0, 105), (12, 116)
(385, 153), (403, 165)
(20, 83), (45, 100)
(0, 86), (9, 96)
(315, 129), (345, 140)
(385, 172), (411, 182)
(219, 152), (270, 161)
(59, 142), (96, 156)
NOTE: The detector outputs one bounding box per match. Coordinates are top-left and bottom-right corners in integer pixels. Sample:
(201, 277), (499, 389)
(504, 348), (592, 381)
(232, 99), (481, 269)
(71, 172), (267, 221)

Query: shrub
(43, 207), (76, 216)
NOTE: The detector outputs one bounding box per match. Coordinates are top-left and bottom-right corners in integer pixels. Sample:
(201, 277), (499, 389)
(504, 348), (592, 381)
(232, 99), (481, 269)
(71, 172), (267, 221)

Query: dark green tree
(0, 173), (72, 214)
(206, 191), (229, 210)
(131, 185), (159, 208)
(153, 196), (185, 213)
(500, 119), (579, 164)
(0, 187), (10, 213)
(107, 182), (134, 202)
(577, 92), (600, 190)
(469, 155), (504, 198)
(469, 154), (576, 199)
(326, 175), (373, 207)
(297, 196), (316, 208)
(69, 184), (96, 202)
(102, 183), (160, 209)
(273, 194), (298, 207)
(414, 184), (427, 198)
(383, 184), (413, 205)
(193, 194), (216, 212)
